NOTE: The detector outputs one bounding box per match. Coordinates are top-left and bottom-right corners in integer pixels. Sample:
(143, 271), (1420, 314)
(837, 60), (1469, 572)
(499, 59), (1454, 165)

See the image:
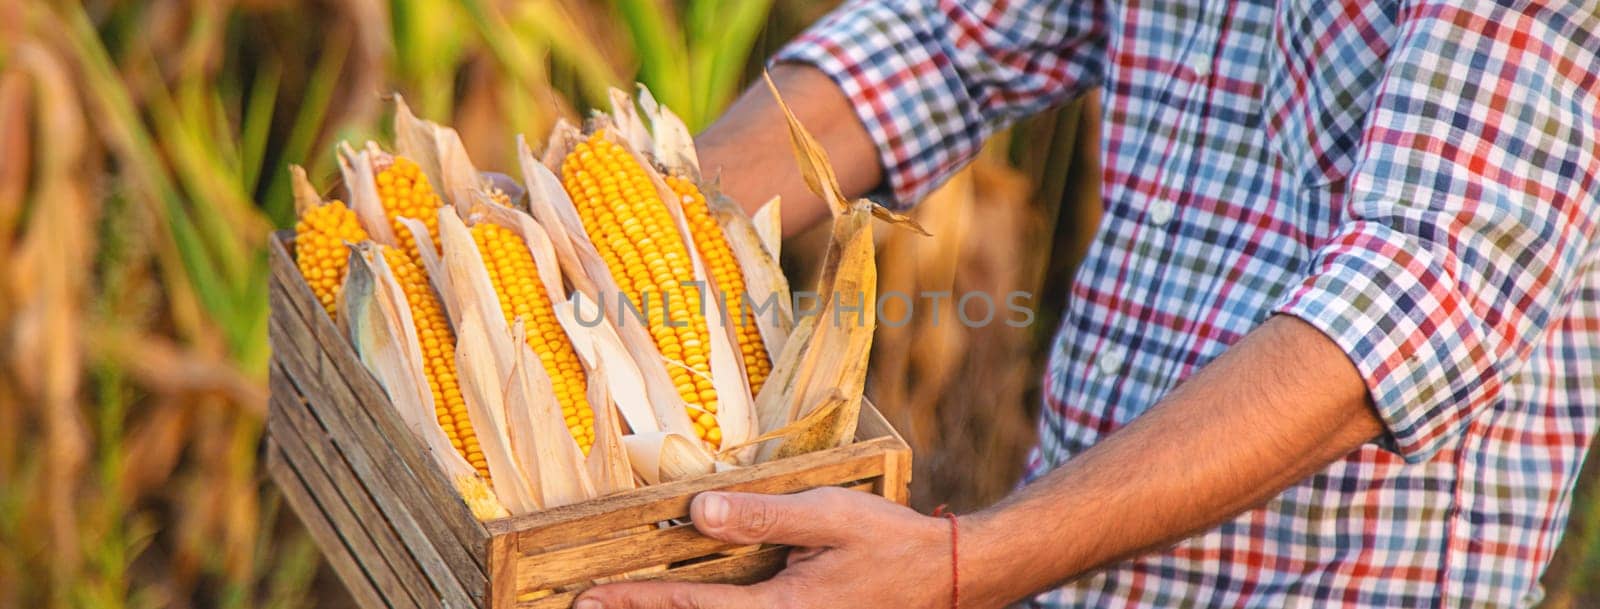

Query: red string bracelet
(932, 505), (960, 609)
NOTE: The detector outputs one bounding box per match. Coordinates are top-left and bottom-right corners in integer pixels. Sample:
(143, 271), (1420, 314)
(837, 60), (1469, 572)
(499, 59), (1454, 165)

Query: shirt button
(1097, 345), (1126, 377)
(1189, 53), (1211, 79)
(1148, 199), (1175, 227)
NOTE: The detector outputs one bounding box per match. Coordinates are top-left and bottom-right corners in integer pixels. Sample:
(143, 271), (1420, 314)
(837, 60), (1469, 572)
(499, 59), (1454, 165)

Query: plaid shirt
(778, 1), (1600, 607)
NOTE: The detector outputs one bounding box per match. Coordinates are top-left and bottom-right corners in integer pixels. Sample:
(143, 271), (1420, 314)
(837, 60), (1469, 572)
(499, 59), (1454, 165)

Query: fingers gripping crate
(265, 232), (913, 608)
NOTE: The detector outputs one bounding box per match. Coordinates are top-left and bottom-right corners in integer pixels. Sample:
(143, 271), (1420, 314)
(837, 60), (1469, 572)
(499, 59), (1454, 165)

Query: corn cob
(295, 200), (370, 319)
(375, 156), (445, 260)
(383, 245), (490, 481)
(471, 223), (597, 455)
(666, 176), (772, 397)
(562, 132), (723, 448)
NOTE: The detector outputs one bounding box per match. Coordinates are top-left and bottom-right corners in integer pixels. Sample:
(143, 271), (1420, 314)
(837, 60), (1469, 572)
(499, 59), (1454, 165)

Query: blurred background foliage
(0, 1), (1594, 608)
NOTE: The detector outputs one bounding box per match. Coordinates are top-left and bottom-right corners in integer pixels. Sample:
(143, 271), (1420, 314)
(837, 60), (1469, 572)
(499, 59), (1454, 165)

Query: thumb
(691, 488), (857, 547)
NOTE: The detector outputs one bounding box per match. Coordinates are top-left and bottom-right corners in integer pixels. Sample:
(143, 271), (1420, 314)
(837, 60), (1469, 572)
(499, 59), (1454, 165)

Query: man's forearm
(964, 315), (1384, 602)
(697, 64), (880, 236)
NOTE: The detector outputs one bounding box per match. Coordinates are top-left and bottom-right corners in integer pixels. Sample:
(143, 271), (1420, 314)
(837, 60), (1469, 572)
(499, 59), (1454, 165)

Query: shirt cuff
(1274, 221), (1501, 463)
(772, 4), (985, 209)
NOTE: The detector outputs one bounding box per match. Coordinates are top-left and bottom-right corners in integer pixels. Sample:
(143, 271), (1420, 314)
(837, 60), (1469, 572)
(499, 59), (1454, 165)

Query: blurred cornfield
(0, 1), (1594, 608)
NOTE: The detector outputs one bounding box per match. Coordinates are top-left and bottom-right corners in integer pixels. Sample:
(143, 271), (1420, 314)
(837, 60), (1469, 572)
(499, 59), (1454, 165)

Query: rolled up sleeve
(774, 0), (1105, 208)
(1276, 2), (1600, 461)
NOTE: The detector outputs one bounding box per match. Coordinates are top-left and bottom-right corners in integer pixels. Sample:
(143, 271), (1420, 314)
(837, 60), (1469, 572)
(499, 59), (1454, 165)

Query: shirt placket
(1090, 5), (1227, 416)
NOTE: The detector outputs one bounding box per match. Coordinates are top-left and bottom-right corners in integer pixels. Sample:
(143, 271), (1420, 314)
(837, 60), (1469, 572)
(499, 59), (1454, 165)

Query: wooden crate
(265, 231), (913, 609)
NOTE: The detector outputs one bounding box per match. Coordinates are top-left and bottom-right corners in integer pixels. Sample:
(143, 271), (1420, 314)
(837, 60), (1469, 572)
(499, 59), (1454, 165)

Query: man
(578, 1), (1600, 607)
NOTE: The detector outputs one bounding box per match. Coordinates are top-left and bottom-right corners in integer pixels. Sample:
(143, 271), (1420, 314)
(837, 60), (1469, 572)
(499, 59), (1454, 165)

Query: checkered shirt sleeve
(774, 0), (1106, 208)
(1275, 2), (1600, 462)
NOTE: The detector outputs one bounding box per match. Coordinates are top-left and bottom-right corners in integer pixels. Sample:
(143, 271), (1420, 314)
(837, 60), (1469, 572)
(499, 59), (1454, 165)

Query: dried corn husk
(465, 197), (635, 495)
(554, 292), (658, 436)
(750, 73), (927, 461)
(517, 134), (703, 447)
(438, 210), (597, 509)
(337, 142), (399, 247)
(623, 432), (715, 485)
(608, 87), (652, 155)
(635, 84), (698, 177)
(340, 241), (506, 519)
(580, 365), (636, 495)
(750, 196), (782, 261)
(452, 308), (542, 513)
(394, 94), (505, 215)
(504, 320), (595, 508)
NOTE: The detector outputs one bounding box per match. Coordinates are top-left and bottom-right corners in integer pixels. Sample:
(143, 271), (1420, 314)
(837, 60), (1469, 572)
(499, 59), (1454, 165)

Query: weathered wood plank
(511, 480), (875, 593)
(271, 233), (490, 577)
(878, 442), (913, 505)
(267, 440), (394, 609)
(520, 546), (790, 609)
(488, 437), (894, 552)
(268, 328), (485, 609)
(271, 371), (439, 609)
(488, 535), (518, 609)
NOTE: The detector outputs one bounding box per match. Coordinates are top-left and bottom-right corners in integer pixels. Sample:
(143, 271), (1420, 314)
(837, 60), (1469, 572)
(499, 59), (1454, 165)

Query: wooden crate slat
(520, 546), (791, 609)
(877, 442), (913, 505)
(511, 479), (876, 593)
(268, 268), (490, 583)
(270, 235), (491, 577)
(488, 437), (894, 553)
(268, 326), (486, 609)
(271, 369), (449, 609)
(267, 439), (397, 609)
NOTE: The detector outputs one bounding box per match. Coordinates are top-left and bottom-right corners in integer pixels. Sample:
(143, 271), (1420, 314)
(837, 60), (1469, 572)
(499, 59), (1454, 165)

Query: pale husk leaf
(748, 80), (909, 460)
(581, 365), (636, 495)
(637, 83), (699, 178)
(394, 95), (482, 217)
(392, 94), (447, 205)
(398, 216), (452, 316)
(505, 321), (595, 508)
(452, 310), (541, 514)
(623, 432), (715, 486)
(754, 205), (875, 461)
(554, 292), (660, 435)
(439, 212), (548, 513)
(518, 135), (600, 299)
(341, 243), (505, 517)
(608, 87), (652, 155)
(758, 72), (929, 235)
(751, 196), (782, 261)
(289, 164), (324, 217)
(338, 142), (399, 246)
(541, 119), (583, 173)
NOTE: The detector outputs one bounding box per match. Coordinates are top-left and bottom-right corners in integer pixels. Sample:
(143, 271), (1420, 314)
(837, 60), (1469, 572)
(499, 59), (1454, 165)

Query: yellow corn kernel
(375, 156), (445, 261)
(666, 176), (772, 396)
(384, 246), (490, 482)
(295, 200), (370, 319)
(455, 475), (508, 521)
(561, 133), (722, 447)
(471, 223), (596, 455)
